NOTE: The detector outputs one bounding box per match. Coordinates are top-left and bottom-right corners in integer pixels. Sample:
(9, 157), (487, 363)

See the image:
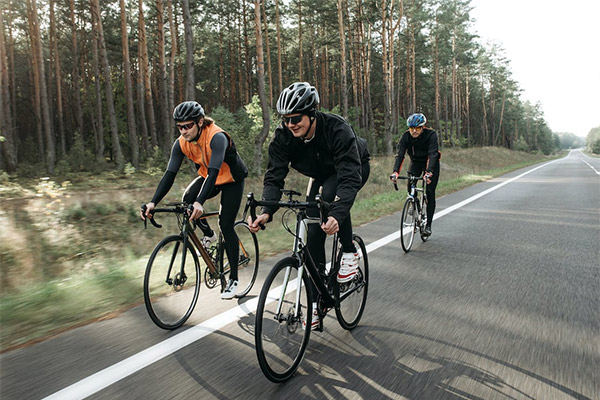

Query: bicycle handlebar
(141, 202), (219, 229)
(246, 191), (330, 227)
(390, 174), (425, 191)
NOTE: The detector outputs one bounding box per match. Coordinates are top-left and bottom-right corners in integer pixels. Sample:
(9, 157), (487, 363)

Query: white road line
(42, 158), (561, 400)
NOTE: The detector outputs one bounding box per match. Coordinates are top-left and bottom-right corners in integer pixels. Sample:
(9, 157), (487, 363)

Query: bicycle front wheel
(420, 199), (429, 242)
(400, 198), (417, 252)
(144, 235), (200, 330)
(231, 221), (259, 298)
(335, 234), (369, 330)
(255, 257), (312, 383)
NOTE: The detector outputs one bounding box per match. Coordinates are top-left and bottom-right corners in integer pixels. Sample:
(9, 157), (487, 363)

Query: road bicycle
(247, 190), (369, 383)
(141, 202), (259, 330)
(392, 174), (429, 252)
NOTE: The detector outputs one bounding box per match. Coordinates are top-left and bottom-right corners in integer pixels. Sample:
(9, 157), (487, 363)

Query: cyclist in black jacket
(248, 82), (370, 330)
(390, 113), (440, 237)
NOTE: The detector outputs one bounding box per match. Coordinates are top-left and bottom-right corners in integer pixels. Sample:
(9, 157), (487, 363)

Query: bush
(143, 146), (167, 176)
(66, 133), (95, 172)
(591, 139), (600, 154)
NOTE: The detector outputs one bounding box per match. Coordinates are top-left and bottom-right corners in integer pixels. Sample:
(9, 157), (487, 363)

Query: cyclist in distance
(140, 101), (248, 299)
(248, 82), (370, 329)
(390, 113), (440, 237)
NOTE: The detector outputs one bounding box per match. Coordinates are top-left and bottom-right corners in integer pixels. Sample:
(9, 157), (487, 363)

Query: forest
(0, 0), (566, 177)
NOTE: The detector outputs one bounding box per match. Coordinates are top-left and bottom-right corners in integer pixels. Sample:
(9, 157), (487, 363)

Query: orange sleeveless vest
(178, 123), (236, 185)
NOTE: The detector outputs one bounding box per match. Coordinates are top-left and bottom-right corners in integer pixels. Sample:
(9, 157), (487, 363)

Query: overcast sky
(469, 0), (600, 138)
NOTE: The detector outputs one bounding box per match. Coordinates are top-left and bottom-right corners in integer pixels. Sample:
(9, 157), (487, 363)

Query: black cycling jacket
(262, 111), (365, 224)
(393, 128), (440, 174)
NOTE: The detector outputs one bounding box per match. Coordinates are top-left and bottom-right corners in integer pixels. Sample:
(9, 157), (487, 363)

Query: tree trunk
(380, 0), (402, 155)
(451, 35), (457, 146)
(156, 0), (172, 154)
(138, 0), (158, 149)
(119, 0), (139, 168)
(49, 0), (66, 157)
(336, 0), (348, 119)
(498, 90), (506, 146)
(347, 0), (359, 121)
(261, 0), (273, 107)
(182, 0), (195, 99)
(27, 0), (55, 173)
(243, 0), (252, 103)
(90, 22), (104, 162)
(465, 67), (470, 146)
(0, 7), (17, 172)
(298, 0), (303, 80)
(434, 36), (441, 135)
(320, 41), (328, 108)
(253, 0), (270, 175)
(167, 0), (177, 112)
(481, 77), (488, 146)
(275, 0), (283, 94)
(68, 0), (84, 139)
(91, 0), (124, 169)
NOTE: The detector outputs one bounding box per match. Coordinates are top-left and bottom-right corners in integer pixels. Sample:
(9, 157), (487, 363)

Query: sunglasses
(282, 115), (304, 125)
(176, 122), (195, 131)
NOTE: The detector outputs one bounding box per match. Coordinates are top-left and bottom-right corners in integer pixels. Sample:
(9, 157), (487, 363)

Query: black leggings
(408, 161), (439, 228)
(306, 162), (370, 270)
(183, 177), (245, 280)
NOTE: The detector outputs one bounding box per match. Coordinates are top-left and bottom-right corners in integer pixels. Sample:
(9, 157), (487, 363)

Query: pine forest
(0, 0), (564, 176)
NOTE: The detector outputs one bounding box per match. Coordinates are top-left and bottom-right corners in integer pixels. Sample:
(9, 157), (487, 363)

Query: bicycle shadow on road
(173, 316), (591, 400)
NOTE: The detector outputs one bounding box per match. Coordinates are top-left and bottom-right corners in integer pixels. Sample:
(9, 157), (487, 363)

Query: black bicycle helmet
(407, 113), (426, 128)
(173, 101), (204, 122)
(276, 82), (319, 115)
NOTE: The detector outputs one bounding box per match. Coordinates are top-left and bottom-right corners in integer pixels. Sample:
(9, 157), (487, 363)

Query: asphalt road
(1, 150), (598, 400)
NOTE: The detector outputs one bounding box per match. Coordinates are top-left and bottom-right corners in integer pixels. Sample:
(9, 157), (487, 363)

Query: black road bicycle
(141, 202), (259, 329)
(247, 190), (369, 383)
(392, 174), (429, 252)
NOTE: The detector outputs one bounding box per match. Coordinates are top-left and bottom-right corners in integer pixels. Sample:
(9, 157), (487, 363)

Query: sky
(469, 0), (600, 138)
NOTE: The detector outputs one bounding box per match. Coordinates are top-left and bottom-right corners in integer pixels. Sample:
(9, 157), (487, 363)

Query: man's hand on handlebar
(321, 216), (339, 235)
(424, 171), (433, 184)
(248, 213), (270, 233)
(390, 172), (399, 183)
(140, 202), (155, 220)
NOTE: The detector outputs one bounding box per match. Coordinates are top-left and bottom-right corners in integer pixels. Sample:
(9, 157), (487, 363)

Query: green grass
(0, 147), (561, 351)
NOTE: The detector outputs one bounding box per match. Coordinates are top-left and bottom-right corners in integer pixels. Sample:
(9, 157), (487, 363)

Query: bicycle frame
(144, 205), (222, 282)
(247, 193), (340, 315)
(394, 175), (428, 220)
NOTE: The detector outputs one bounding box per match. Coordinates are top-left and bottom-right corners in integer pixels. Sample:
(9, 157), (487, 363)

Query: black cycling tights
(306, 162), (370, 270)
(183, 177), (244, 280)
(408, 161), (439, 228)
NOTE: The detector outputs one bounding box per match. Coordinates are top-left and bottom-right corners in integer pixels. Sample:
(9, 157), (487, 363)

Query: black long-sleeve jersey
(262, 111), (367, 224)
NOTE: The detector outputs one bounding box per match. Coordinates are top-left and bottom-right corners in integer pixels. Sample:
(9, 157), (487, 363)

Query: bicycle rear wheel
(144, 235), (200, 330)
(335, 234), (369, 330)
(230, 221), (259, 298)
(400, 198), (417, 252)
(255, 257), (312, 383)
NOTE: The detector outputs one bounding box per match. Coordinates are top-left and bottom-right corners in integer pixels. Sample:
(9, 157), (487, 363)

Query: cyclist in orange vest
(141, 101), (248, 299)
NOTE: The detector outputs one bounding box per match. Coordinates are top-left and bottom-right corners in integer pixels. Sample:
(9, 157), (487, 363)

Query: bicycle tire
(143, 234), (200, 330)
(255, 257), (312, 383)
(400, 198), (417, 252)
(420, 197), (429, 242)
(335, 234), (369, 330)
(231, 221), (259, 298)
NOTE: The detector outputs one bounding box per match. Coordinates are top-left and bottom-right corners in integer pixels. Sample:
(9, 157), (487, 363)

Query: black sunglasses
(176, 122), (195, 130)
(282, 115), (304, 125)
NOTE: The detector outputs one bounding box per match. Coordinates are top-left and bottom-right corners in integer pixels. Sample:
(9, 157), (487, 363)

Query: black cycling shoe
(423, 226), (432, 237)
